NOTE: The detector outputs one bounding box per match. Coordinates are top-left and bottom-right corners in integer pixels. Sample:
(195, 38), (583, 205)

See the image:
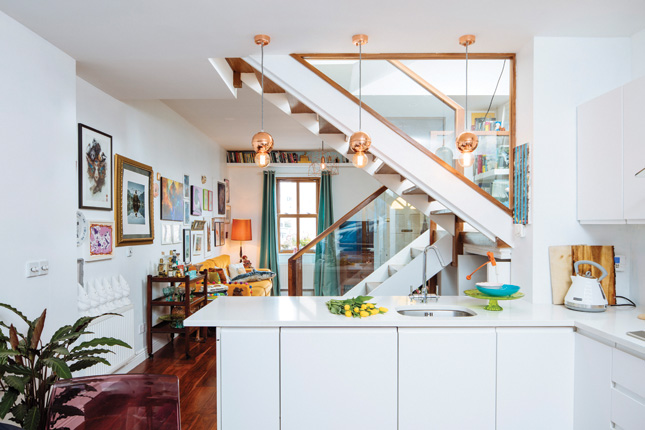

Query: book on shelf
(226, 150), (350, 165)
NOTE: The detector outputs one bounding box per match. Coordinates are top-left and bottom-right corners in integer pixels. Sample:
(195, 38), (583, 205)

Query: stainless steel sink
(396, 306), (476, 317)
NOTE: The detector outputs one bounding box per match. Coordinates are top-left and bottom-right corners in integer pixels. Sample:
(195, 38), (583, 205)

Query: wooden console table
(146, 274), (208, 359)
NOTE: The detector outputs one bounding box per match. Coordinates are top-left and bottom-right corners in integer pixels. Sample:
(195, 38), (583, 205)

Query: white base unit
(611, 348), (645, 429)
(573, 333), (612, 430)
(496, 327), (574, 430)
(280, 328), (397, 430)
(219, 328), (280, 430)
(399, 328), (496, 430)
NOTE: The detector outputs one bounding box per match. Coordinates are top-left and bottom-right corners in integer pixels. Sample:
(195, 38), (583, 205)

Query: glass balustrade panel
(286, 190), (429, 296)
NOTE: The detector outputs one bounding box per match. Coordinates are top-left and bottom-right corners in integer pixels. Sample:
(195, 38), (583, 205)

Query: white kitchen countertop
(184, 295), (645, 356)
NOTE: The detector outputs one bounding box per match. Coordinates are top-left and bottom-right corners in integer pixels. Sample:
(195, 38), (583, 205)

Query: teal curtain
(314, 171), (340, 296)
(259, 170), (281, 295)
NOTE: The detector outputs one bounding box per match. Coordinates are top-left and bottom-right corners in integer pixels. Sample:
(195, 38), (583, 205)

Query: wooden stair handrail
(287, 186), (387, 296)
(289, 53), (513, 216)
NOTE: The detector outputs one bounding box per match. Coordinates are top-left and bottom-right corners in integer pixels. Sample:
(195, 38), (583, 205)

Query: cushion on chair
(227, 284), (251, 296)
(231, 270), (276, 283)
(228, 262), (246, 278)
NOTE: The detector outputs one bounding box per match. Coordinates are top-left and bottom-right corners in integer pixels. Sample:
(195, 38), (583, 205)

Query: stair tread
(431, 209), (454, 215)
(318, 117), (343, 134)
(374, 163), (398, 175)
(402, 185), (427, 195)
(286, 93), (315, 114)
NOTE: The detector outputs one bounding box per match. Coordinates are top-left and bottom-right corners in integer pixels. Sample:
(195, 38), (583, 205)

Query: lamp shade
(231, 219), (252, 241)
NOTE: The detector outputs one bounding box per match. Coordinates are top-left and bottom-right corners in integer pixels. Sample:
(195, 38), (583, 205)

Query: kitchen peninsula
(185, 296), (645, 430)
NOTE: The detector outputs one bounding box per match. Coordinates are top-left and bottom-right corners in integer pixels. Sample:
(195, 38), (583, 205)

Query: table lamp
(231, 219), (252, 261)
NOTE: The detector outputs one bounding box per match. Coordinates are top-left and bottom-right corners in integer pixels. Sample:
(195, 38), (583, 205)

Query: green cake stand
(464, 289), (525, 311)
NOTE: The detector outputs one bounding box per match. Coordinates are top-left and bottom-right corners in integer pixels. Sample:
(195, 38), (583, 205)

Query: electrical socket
(138, 323), (146, 334)
(26, 261), (40, 278)
(38, 260), (49, 276)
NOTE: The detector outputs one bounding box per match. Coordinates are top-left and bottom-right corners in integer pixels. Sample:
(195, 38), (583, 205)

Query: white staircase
(242, 54), (514, 246)
(342, 231), (453, 297)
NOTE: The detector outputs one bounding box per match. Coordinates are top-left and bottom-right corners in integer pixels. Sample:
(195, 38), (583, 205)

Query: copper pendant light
(456, 34), (478, 168)
(349, 34), (371, 169)
(251, 34), (273, 168)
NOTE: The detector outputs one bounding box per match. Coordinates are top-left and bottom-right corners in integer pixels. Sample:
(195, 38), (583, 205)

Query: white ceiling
(1, 0), (643, 150)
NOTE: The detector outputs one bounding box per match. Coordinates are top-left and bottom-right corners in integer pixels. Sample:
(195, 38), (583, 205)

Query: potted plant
(0, 303), (131, 430)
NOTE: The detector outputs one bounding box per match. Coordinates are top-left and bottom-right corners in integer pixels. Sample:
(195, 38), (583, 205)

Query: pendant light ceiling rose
(459, 34), (476, 47)
(352, 34), (368, 46)
(254, 34), (271, 46)
(456, 33), (478, 158)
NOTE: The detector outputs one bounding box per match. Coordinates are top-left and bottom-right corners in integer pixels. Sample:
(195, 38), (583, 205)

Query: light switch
(39, 260), (49, 276)
(26, 261), (40, 278)
(615, 255), (625, 272)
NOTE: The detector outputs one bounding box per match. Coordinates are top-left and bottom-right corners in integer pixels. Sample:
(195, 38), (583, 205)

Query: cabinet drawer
(611, 388), (645, 430)
(612, 348), (645, 399)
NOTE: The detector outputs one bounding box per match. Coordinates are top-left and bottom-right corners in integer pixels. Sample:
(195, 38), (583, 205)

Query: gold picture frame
(114, 154), (155, 246)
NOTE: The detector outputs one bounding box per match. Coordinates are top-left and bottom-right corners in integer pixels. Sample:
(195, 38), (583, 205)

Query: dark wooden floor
(130, 332), (218, 430)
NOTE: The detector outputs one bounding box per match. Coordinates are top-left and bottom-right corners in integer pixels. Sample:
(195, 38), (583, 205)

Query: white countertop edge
(184, 295), (645, 356)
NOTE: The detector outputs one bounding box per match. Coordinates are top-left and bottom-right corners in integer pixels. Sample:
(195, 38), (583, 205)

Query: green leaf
(69, 357), (110, 372)
(23, 406), (40, 430)
(50, 324), (73, 343)
(68, 348), (114, 360)
(0, 363), (33, 376)
(3, 374), (30, 393)
(354, 295), (373, 304)
(0, 303), (31, 325)
(0, 388), (19, 418)
(10, 403), (28, 423)
(0, 350), (19, 358)
(42, 357), (72, 379)
(52, 346), (70, 356)
(71, 337), (131, 352)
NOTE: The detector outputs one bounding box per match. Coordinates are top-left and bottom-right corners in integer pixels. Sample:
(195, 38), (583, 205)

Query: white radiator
(75, 305), (135, 376)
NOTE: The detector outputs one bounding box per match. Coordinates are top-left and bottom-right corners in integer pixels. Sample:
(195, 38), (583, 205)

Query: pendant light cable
(465, 42), (468, 132)
(359, 42), (362, 131)
(261, 42), (264, 132)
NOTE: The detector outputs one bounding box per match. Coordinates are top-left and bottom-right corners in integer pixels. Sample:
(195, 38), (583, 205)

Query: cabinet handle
(636, 167), (645, 178)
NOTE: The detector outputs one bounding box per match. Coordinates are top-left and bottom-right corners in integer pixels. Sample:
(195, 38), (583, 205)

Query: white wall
(632, 28), (645, 79)
(76, 78), (228, 353)
(0, 11), (77, 335)
(530, 37), (637, 303)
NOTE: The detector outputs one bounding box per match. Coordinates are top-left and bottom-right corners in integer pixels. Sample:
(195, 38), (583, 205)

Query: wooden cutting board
(548, 245), (616, 305)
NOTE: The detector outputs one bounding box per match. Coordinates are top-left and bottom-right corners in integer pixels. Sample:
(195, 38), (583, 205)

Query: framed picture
(161, 224), (181, 245)
(191, 232), (203, 257)
(224, 178), (230, 203)
(183, 175), (190, 198)
(209, 190), (214, 211)
(218, 222), (225, 246)
(88, 221), (114, 261)
(206, 222), (212, 253)
(183, 229), (191, 264)
(203, 189), (210, 211)
(225, 205), (231, 224)
(114, 154), (154, 246)
(184, 201), (190, 225)
(217, 181), (226, 215)
(160, 177), (183, 221)
(78, 124), (112, 210)
(214, 221), (220, 247)
(191, 185), (202, 216)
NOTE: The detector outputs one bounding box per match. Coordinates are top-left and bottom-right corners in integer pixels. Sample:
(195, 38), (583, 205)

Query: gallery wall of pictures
(76, 121), (231, 267)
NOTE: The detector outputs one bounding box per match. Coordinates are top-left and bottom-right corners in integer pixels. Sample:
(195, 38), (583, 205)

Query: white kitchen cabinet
(622, 75), (645, 222)
(399, 328), (496, 430)
(611, 348), (645, 429)
(496, 327), (574, 430)
(218, 328), (280, 430)
(573, 332), (612, 430)
(280, 328), (397, 430)
(577, 87), (624, 222)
